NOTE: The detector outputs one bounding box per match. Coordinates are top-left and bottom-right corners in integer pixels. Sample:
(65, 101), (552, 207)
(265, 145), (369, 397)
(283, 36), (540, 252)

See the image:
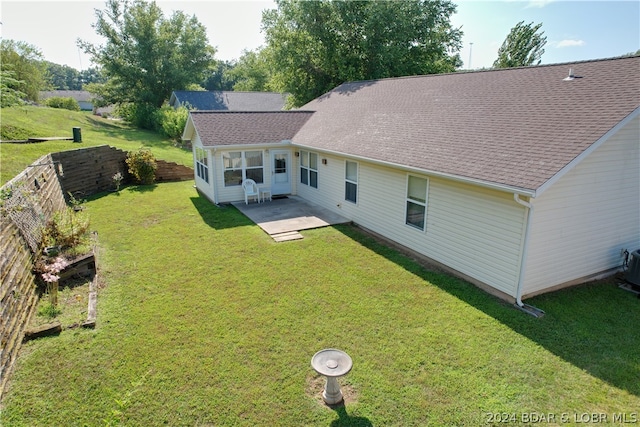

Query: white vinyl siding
(523, 116), (640, 295)
(296, 153), (526, 297)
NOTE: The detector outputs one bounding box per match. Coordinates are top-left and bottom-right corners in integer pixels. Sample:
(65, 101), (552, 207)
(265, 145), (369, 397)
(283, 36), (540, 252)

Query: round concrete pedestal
(311, 349), (353, 405)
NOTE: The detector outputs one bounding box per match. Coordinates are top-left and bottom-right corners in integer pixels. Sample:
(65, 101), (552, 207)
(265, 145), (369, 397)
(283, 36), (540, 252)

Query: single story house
(169, 90), (288, 111)
(182, 56), (640, 306)
(39, 90), (113, 116)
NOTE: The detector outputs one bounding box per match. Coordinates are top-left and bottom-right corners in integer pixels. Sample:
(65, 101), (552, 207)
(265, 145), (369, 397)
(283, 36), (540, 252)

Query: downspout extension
(513, 194), (545, 318)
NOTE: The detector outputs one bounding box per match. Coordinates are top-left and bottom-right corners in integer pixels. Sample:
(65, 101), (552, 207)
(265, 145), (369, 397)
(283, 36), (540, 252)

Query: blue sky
(1, 0), (638, 71)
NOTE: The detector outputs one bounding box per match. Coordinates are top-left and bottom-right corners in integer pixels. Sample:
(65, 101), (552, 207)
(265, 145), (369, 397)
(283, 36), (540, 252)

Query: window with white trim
(300, 150), (318, 188)
(223, 151), (264, 186)
(345, 161), (358, 203)
(405, 175), (428, 230)
(195, 147), (209, 183)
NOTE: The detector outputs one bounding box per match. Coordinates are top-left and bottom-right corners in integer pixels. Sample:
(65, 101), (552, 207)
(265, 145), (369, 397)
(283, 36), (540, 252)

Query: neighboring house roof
(294, 56), (640, 194)
(39, 90), (93, 102)
(170, 91), (287, 111)
(190, 111), (314, 146)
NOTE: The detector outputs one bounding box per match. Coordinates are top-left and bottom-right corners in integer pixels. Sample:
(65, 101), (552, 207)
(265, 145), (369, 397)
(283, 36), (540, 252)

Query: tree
(493, 21), (547, 68)
(78, 0), (215, 128)
(262, 0), (463, 107)
(203, 60), (237, 91)
(0, 70), (27, 107)
(45, 62), (82, 90)
(0, 39), (48, 102)
(227, 50), (274, 92)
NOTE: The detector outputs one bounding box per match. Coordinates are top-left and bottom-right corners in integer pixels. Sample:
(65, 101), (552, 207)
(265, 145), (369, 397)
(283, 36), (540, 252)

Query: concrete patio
(231, 195), (350, 241)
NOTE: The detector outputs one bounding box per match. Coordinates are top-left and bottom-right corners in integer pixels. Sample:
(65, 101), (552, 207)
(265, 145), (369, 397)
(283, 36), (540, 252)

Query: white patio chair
(242, 179), (260, 204)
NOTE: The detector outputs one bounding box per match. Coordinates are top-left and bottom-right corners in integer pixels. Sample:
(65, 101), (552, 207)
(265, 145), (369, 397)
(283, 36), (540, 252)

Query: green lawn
(1, 181), (638, 426)
(0, 106), (192, 185)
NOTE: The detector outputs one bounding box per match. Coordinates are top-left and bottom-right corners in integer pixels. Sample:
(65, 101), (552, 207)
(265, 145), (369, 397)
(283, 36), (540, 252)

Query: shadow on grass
(190, 194), (253, 230)
(334, 224), (640, 398)
(126, 184), (158, 193)
(330, 405), (373, 427)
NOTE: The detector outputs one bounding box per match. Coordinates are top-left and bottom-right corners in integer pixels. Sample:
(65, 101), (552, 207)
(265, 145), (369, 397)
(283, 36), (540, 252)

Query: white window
(406, 175), (428, 230)
(223, 151), (264, 186)
(345, 161), (358, 203)
(300, 151), (318, 188)
(195, 147), (209, 183)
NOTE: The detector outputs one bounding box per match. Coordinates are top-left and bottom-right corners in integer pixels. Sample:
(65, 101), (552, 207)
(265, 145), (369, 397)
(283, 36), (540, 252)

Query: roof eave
(292, 143), (537, 197)
(200, 140), (293, 150)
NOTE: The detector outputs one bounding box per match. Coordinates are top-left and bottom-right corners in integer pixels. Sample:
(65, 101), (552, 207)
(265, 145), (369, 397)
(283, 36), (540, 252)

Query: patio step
(271, 231), (304, 242)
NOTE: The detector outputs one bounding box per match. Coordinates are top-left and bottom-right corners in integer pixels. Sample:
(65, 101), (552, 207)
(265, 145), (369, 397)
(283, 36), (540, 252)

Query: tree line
(2, 0), (551, 128)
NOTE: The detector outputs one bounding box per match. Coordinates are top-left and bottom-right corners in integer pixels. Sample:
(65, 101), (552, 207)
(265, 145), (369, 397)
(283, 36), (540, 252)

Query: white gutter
(513, 194), (545, 317)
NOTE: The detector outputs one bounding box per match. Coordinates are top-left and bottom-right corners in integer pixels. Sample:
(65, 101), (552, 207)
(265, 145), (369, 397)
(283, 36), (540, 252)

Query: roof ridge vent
(563, 68), (575, 81)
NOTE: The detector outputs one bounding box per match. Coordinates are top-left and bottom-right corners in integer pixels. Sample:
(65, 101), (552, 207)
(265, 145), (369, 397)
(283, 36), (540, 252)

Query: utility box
(625, 249), (640, 286)
(73, 127), (82, 143)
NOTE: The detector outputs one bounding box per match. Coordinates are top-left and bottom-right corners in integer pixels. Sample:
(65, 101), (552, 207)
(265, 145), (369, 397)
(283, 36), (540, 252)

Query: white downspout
(513, 194), (544, 317)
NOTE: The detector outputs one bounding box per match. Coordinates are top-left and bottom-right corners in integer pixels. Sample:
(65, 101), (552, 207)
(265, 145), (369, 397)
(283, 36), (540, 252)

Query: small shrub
(112, 171), (124, 191)
(158, 105), (189, 142)
(41, 206), (91, 251)
(126, 148), (157, 185)
(44, 97), (80, 111)
(37, 302), (62, 319)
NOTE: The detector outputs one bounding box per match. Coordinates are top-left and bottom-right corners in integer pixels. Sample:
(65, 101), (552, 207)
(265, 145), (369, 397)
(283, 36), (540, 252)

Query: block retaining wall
(0, 145), (193, 397)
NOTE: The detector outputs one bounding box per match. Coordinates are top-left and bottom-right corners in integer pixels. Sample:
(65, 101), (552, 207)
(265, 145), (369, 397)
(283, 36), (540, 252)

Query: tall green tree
(0, 39), (48, 102)
(203, 60), (237, 91)
(493, 21), (547, 68)
(78, 0), (215, 128)
(228, 49), (274, 92)
(44, 62), (82, 90)
(0, 70), (27, 107)
(262, 0), (462, 107)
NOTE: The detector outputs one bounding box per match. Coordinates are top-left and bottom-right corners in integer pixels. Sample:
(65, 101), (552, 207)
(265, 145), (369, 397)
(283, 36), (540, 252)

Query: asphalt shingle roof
(294, 56), (640, 193)
(191, 111), (314, 147)
(172, 91), (287, 111)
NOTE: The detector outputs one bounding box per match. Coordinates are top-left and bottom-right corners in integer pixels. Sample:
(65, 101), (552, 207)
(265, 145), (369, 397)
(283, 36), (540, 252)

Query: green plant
(40, 256), (69, 306)
(43, 96), (81, 111)
(41, 206), (91, 251)
(158, 105), (189, 143)
(126, 148), (157, 185)
(37, 301), (62, 319)
(112, 171), (123, 191)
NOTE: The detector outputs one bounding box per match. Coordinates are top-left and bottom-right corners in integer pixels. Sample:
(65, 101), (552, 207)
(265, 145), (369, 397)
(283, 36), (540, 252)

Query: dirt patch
(305, 373), (358, 408)
(29, 276), (92, 330)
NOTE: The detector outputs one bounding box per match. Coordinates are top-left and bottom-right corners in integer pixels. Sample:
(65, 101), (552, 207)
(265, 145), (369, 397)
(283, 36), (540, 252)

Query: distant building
(39, 90), (113, 116)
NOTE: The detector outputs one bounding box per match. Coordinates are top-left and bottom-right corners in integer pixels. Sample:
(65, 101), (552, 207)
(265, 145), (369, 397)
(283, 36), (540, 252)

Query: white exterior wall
(192, 136), (216, 203)
(523, 116), (640, 295)
(296, 152), (527, 297)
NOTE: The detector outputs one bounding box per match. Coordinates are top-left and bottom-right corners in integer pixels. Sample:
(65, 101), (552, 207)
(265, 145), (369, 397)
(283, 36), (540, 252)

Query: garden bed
(25, 252), (98, 340)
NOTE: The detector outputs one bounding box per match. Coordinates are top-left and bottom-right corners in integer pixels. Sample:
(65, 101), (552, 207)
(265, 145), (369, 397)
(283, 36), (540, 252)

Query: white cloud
(556, 39), (586, 48)
(526, 0), (555, 8)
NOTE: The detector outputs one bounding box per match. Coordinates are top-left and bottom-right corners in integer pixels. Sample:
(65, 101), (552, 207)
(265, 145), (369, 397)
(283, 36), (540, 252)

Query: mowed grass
(2, 181), (638, 426)
(0, 106), (192, 185)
